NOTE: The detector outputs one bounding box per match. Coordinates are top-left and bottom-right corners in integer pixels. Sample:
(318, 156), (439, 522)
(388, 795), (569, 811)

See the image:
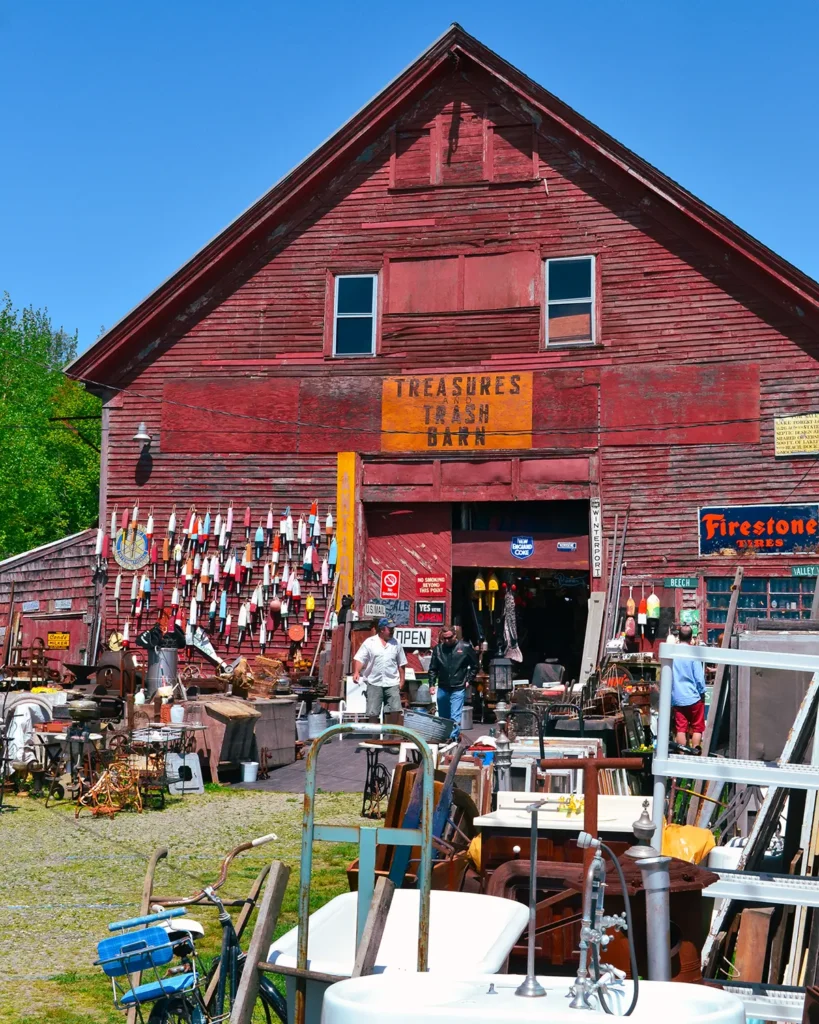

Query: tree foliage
(0, 294), (101, 559)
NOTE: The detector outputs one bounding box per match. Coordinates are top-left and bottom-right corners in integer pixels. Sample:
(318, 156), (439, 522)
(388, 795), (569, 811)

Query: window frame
(332, 272), (379, 358)
(705, 574), (817, 643)
(544, 254), (597, 348)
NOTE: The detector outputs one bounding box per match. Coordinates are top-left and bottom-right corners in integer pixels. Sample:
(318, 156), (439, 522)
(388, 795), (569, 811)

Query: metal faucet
(569, 831), (627, 1010)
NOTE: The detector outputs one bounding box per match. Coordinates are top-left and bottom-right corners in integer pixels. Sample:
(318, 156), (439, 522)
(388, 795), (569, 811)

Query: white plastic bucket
(241, 761), (259, 782)
(170, 704), (185, 724)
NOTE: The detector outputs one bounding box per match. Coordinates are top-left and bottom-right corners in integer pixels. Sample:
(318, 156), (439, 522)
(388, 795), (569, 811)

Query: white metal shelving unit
(652, 643), (819, 837)
(654, 642), (819, 1012)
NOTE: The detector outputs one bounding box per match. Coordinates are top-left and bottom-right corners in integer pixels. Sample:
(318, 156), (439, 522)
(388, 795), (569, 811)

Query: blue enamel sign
(511, 536), (535, 560)
(699, 503), (819, 555)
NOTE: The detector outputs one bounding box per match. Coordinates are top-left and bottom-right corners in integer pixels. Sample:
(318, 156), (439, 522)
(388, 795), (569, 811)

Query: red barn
(67, 26), (819, 681)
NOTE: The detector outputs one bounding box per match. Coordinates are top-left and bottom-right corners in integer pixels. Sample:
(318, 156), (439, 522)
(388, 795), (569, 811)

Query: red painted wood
(364, 504), (452, 621)
(0, 531), (96, 674)
(388, 257), (460, 313)
(61, 35), (819, 650)
(599, 364), (760, 446)
(463, 251), (537, 310)
(451, 531), (589, 569)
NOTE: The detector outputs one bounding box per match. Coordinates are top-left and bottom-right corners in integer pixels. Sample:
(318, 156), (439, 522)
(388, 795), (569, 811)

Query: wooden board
(733, 908), (774, 984)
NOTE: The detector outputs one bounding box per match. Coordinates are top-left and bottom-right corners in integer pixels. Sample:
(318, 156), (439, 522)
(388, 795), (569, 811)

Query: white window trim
(544, 255), (596, 347)
(333, 273), (378, 357)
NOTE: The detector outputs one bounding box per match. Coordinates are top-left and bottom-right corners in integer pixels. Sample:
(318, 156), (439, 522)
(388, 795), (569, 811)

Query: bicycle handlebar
(153, 834), (278, 907)
(251, 832), (278, 847)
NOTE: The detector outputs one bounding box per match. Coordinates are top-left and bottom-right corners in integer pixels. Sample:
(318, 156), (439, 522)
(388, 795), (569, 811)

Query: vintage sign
(381, 372), (533, 452)
(415, 600), (446, 626)
(792, 566), (819, 577)
(47, 631), (70, 649)
(416, 575), (447, 598)
(775, 414), (819, 457)
(663, 577), (699, 589)
(394, 627), (433, 649)
(113, 527), (150, 570)
(590, 498), (603, 579)
(699, 504), (819, 555)
(511, 536), (535, 560)
(54, 598), (73, 611)
(380, 569), (401, 600)
(557, 541), (577, 552)
(365, 598), (410, 625)
(21, 600), (40, 613)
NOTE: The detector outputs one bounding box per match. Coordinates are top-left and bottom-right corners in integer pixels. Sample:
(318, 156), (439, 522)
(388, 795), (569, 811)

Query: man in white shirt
(353, 617), (407, 720)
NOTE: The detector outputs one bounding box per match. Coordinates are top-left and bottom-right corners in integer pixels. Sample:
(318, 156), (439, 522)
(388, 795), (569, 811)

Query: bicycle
(96, 833), (287, 1024)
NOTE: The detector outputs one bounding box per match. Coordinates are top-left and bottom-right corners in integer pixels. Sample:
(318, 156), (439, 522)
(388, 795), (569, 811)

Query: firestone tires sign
(699, 504), (819, 555)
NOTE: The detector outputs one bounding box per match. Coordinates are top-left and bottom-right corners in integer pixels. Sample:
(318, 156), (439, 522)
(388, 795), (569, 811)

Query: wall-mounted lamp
(133, 422), (152, 449)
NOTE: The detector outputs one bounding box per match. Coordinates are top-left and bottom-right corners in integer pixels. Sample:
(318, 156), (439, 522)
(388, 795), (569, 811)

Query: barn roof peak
(67, 23), (819, 388)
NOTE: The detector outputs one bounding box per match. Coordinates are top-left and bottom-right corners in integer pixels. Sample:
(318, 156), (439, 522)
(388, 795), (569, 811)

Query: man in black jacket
(428, 627), (478, 739)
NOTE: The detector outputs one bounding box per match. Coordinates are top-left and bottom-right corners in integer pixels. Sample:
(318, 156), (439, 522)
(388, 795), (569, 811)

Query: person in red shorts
(671, 624), (706, 750)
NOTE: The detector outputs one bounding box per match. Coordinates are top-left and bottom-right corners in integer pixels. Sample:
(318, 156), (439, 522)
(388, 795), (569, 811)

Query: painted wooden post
(351, 875), (395, 977)
(229, 860), (290, 1024)
(336, 452), (357, 610)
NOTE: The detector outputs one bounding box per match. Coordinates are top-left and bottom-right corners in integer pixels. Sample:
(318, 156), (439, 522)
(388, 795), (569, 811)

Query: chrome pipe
(637, 854), (672, 981)
(515, 800), (547, 997)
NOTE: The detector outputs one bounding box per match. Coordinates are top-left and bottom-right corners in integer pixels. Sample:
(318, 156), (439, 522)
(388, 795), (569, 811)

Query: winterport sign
(380, 372), (533, 452)
(699, 503), (819, 555)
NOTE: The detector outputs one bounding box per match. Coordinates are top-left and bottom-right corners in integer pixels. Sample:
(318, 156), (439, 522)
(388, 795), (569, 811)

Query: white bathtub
(268, 889), (528, 1024)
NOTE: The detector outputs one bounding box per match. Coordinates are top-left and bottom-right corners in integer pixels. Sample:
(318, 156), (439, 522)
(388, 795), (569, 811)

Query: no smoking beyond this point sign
(380, 569), (401, 600)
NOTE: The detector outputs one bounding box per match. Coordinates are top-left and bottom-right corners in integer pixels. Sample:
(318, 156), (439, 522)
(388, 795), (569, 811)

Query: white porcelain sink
(320, 974), (745, 1023)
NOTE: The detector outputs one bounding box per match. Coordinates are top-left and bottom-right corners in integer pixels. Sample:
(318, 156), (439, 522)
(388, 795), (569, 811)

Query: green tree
(0, 294), (101, 558)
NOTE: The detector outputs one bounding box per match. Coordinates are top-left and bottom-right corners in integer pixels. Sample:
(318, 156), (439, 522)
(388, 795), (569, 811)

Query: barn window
(545, 256), (595, 346)
(333, 274), (378, 356)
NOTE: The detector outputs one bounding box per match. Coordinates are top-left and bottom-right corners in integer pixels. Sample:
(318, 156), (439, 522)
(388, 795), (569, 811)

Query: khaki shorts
(365, 684), (402, 717)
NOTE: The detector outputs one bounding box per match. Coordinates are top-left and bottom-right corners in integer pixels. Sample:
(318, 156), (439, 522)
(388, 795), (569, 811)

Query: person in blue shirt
(672, 624), (706, 749)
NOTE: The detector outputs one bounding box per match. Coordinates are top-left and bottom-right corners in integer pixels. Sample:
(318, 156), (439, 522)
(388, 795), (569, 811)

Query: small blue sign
(557, 541), (578, 552)
(511, 536), (535, 560)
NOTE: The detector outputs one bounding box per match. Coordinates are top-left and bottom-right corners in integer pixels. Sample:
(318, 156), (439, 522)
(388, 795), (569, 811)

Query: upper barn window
(545, 256), (596, 346)
(333, 274), (378, 356)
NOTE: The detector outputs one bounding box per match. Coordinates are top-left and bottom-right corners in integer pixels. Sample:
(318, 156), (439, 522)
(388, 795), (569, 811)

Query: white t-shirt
(354, 635), (407, 688)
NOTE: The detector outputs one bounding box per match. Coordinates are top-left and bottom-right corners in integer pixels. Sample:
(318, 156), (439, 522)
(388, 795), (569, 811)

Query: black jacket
(428, 640), (478, 691)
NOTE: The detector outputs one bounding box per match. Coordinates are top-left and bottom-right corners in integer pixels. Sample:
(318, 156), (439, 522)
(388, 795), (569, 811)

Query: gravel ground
(0, 787), (364, 1024)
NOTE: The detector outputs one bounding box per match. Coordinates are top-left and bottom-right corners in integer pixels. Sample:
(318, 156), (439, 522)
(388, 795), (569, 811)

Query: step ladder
(652, 642), (819, 1000)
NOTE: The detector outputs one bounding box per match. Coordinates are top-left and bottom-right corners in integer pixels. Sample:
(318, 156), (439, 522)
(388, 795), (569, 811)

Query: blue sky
(1, 0), (817, 354)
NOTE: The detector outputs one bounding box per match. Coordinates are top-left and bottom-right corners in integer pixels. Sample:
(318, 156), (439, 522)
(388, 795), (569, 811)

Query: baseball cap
(377, 617), (395, 628)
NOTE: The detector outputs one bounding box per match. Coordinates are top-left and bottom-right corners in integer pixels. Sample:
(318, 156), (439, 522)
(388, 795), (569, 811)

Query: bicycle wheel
(147, 995), (204, 1024)
(259, 974), (288, 1023)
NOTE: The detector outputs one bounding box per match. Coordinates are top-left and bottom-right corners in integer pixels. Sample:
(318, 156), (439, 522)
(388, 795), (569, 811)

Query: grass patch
(0, 788), (365, 1024)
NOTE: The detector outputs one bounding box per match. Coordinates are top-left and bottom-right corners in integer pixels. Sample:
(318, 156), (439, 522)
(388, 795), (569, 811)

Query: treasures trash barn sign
(380, 372), (533, 451)
(699, 504), (819, 555)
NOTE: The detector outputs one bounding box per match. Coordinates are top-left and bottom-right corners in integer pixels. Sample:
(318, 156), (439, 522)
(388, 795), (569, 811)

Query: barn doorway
(451, 567), (589, 683)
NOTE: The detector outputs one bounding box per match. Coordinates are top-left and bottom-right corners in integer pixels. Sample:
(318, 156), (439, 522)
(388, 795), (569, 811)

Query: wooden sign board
(47, 631), (70, 649)
(775, 414), (819, 457)
(381, 372), (533, 452)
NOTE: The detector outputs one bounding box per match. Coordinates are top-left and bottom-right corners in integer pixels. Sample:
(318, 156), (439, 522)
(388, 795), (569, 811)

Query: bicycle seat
(120, 973), (196, 1006)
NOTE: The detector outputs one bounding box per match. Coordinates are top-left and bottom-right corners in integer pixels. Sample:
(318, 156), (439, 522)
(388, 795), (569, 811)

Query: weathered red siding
(0, 531), (97, 673)
(85, 58), (819, 663)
